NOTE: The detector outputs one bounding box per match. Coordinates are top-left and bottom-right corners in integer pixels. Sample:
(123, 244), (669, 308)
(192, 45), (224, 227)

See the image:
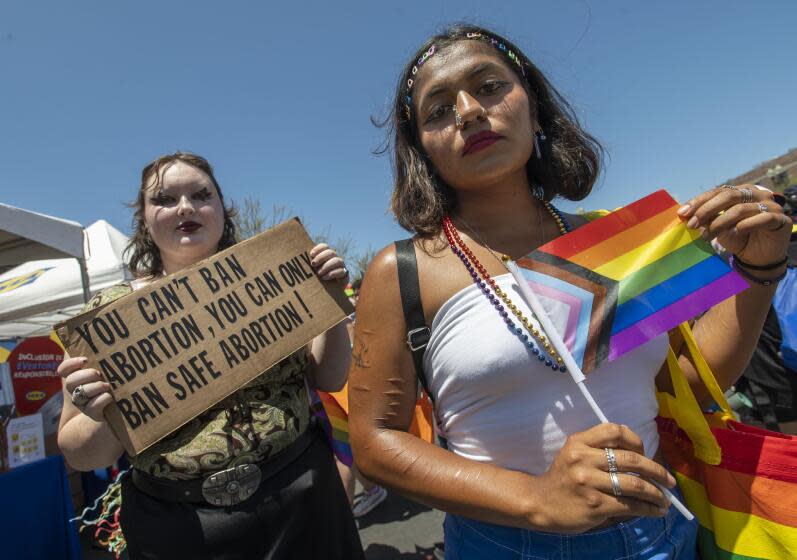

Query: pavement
(357, 489), (444, 559)
(80, 487), (444, 559)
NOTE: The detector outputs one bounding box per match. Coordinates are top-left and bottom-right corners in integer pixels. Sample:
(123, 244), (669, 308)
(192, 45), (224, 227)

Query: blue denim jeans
(444, 499), (698, 560)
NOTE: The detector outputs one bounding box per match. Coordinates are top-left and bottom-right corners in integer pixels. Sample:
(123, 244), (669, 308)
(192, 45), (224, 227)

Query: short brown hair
(377, 24), (604, 237)
(125, 152), (237, 278)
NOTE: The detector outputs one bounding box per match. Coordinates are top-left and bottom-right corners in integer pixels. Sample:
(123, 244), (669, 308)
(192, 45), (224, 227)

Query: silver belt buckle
(201, 463), (262, 506)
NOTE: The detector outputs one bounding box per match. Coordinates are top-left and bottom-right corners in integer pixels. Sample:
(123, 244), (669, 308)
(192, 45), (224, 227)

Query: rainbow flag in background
(516, 190), (749, 374)
(310, 389), (353, 467)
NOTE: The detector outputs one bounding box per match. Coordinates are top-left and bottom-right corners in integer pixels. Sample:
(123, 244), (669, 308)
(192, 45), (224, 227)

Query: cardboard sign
(56, 219), (352, 456)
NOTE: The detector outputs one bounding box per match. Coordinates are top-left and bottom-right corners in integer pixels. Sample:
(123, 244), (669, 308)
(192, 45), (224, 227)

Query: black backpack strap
(394, 238), (432, 399)
(744, 379), (782, 432)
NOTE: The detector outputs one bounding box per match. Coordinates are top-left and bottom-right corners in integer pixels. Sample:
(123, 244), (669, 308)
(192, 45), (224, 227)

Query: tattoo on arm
(352, 335), (371, 369)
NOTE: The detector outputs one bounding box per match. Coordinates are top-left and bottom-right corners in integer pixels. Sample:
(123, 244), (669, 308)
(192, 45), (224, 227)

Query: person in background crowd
(732, 185), (797, 433)
(348, 24), (791, 559)
(57, 152), (364, 559)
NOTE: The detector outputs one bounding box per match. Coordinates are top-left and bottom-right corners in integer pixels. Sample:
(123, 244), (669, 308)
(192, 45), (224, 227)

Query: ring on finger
(609, 471), (623, 497)
(604, 447), (618, 473)
(758, 202), (769, 213)
(71, 385), (90, 408)
(740, 187), (754, 204)
(722, 184), (737, 191)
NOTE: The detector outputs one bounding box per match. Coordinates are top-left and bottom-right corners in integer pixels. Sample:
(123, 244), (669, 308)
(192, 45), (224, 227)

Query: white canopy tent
(0, 203), (86, 271)
(0, 218), (131, 339)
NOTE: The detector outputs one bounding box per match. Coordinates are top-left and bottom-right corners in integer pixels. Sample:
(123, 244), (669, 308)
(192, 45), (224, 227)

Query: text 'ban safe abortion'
(57, 219), (352, 455)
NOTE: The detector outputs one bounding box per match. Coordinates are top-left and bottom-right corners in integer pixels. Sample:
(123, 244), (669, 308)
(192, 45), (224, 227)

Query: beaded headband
(405, 44), (437, 92)
(403, 32), (527, 120)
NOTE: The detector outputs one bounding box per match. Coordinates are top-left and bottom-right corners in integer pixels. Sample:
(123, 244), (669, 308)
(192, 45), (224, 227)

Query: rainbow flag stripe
(308, 389), (353, 467)
(317, 391), (353, 467)
(658, 416), (797, 559)
(516, 190), (748, 373)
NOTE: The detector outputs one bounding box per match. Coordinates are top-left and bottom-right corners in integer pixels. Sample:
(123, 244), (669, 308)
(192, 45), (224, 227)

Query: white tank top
(423, 273), (667, 476)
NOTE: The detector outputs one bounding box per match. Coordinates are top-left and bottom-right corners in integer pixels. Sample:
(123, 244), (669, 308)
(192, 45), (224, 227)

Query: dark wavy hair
(125, 152), (237, 278)
(377, 24), (604, 237)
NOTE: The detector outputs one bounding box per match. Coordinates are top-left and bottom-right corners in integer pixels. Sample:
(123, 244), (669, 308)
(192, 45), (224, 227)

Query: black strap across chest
(394, 238), (432, 399)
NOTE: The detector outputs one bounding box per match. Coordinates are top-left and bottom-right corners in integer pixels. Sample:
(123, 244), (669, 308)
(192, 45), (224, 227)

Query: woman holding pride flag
(348, 24), (792, 559)
(57, 152), (364, 559)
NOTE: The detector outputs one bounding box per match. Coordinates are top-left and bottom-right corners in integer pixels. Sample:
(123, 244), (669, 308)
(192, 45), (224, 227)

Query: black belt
(131, 422), (318, 506)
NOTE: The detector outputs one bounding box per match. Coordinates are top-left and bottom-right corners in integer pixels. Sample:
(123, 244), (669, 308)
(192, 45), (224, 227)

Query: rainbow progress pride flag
(516, 190), (749, 374)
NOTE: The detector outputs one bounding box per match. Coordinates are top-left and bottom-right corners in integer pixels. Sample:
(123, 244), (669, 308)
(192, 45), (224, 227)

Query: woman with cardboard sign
(58, 152), (363, 559)
(348, 24), (793, 559)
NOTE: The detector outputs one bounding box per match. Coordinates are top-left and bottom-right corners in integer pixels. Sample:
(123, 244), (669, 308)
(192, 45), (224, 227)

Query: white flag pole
(506, 260), (692, 520)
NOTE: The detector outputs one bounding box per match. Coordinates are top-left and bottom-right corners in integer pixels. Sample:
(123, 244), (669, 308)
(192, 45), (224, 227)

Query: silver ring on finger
(740, 187), (754, 204)
(71, 385), (90, 408)
(609, 471), (623, 497)
(722, 184), (737, 191)
(342, 267), (349, 277)
(758, 202), (769, 213)
(604, 447), (618, 473)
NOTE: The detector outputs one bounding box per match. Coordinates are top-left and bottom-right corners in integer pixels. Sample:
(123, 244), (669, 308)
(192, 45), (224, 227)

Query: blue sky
(2, 1), (795, 261)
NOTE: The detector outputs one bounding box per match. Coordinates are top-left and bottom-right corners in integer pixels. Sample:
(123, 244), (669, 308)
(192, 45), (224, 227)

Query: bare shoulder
(360, 243), (400, 300)
(360, 238), (445, 301)
(365, 243), (399, 277)
(356, 243), (404, 329)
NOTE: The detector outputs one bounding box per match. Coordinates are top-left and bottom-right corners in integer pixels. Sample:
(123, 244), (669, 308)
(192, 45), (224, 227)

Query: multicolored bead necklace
(441, 200), (571, 373)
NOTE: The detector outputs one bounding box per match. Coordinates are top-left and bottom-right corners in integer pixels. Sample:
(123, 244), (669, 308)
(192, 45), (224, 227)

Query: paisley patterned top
(84, 284), (311, 481)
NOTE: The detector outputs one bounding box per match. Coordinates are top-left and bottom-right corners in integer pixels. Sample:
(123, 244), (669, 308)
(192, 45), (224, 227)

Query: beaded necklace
(441, 200), (571, 373)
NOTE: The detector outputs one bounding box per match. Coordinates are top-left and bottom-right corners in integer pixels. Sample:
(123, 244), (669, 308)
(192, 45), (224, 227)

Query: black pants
(120, 428), (364, 560)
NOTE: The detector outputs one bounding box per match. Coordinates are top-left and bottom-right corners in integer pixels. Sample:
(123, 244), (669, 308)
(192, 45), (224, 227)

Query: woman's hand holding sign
(58, 355), (113, 422)
(58, 352), (124, 471)
(309, 243), (349, 281)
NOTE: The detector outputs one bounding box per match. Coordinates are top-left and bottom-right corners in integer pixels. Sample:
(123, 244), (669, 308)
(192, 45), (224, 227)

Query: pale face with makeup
(413, 41), (538, 193)
(143, 161), (225, 273)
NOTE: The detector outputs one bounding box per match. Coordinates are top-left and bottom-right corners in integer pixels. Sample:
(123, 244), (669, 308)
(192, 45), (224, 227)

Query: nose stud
(454, 106), (487, 129)
(454, 106), (463, 129)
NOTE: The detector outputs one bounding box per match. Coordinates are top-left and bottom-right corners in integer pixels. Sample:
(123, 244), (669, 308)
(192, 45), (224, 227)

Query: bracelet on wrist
(732, 254), (788, 271)
(729, 256), (786, 287)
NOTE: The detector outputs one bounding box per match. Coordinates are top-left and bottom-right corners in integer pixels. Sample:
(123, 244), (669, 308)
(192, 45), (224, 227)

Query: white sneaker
(352, 486), (388, 518)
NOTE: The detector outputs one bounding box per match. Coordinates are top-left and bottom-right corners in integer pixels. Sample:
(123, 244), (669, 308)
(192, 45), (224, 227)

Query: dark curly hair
(125, 152), (237, 278)
(377, 24), (604, 237)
